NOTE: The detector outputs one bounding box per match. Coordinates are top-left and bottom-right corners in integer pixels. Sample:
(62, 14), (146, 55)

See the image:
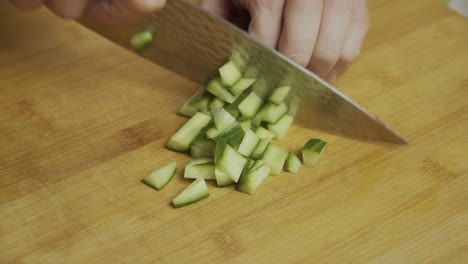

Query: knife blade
(77, 0), (407, 144)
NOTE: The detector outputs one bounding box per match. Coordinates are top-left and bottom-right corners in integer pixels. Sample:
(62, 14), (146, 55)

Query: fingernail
(326, 69), (338, 83)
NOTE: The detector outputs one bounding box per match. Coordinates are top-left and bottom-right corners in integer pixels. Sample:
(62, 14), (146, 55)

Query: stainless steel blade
(78, 0), (408, 144)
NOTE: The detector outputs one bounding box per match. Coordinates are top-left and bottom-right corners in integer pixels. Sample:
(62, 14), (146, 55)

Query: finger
(9, 0), (45, 10)
(237, 0), (285, 48)
(44, 0), (88, 19)
(277, 0), (322, 67)
(327, 0), (369, 81)
(86, 0), (166, 26)
(308, 0), (353, 78)
(201, 0), (234, 20)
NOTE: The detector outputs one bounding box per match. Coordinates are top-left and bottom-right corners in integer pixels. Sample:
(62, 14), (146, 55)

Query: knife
(77, 0), (408, 144)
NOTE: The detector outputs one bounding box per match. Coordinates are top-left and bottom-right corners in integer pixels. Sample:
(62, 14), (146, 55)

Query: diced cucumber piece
(206, 77), (236, 103)
(250, 159), (265, 172)
(131, 30), (154, 50)
(177, 90), (205, 118)
(166, 112), (212, 152)
(230, 78), (256, 95)
(238, 92), (264, 118)
(238, 129), (260, 157)
(224, 92), (248, 118)
(252, 106), (267, 126)
(208, 97), (226, 115)
(255, 126), (275, 140)
(213, 108), (236, 130)
(216, 123), (245, 150)
(190, 138), (216, 158)
(262, 143), (288, 175)
(251, 138), (271, 159)
(219, 61), (242, 86)
(268, 86), (291, 105)
(237, 165), (270, 194)
(267, 114), (294, 141)
(239, 118), (252, 132)
(216, 143), (247, 182)
(302, 138), (327, 167)
(262, 102), (288, 124)
(215, 167), (234, 187)
(186, 158), (214, 166)
(245, 159), (256, 171)
(172, 177), (209, 208)
(184, 160), (216, 180)
(189, 92), (212, 114)
(143, 161), (177, 190)
(285, 152), (301, 173)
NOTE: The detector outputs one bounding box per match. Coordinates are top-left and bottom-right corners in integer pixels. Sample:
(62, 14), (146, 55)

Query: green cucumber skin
(173, 192), (209, 208)
(172, 178), (210, 208)
(237, 166), (270, 194)
(302, 138), (327, 167)
(143, 161), (178, 191)
(166, 112), (212, 152)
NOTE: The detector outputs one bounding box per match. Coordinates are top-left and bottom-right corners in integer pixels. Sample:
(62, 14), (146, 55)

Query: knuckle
(312, 50), (339, 68)
(254, 0), (285, 12)
(287, 53), (310, 67)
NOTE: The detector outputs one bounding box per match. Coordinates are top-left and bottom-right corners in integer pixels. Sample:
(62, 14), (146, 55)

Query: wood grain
(1, 1), (467, 263)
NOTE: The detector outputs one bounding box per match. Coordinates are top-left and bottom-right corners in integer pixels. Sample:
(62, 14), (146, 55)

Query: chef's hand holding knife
(9, 0), (369, 82)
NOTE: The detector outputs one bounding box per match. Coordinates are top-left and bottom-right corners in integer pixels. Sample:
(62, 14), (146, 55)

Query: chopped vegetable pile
(142, 61), (327, 208)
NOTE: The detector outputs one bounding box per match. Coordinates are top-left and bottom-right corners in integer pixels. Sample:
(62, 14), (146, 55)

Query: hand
(9, 0), (166, 25)
(202, 0), (370, 82)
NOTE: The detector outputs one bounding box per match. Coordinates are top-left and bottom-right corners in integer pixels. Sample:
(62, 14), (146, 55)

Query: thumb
(86, 0), (166, 26)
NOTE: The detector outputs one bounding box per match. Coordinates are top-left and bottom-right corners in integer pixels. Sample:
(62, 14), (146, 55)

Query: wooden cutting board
(1, 1), (467, 263)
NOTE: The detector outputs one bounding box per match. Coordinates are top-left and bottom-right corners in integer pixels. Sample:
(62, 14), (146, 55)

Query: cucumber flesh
(219, 61), (242, 86)
(285, 152), (301, 173)
(230, 78), (256, 95)
(166, 112), (212, 152)
(186, 158), (214, 166)
(190, 138), (216, 158)
(131, 30), (154, 50)
(238, 92), (264, 118)
(262, 102), (288, 124)
(237, 129), (260, 157)
(208, 97), (226, 115)
(213, 108), (236, 130)
(206, 77), (236, 103)
(177, 90), (205, 118)
(239, 118), (252, 132)
(251, 138), (271, 159)
(184, 161), (216, 180)
(189, 92), (212, 114)
(262, 143), (289, 175)
(224, 92), (248, 118)
(217, 143), (247, 182)
(215, 167), (234, 187)
(255, 126), (275, 140)
(172, 177), (209, 208)
(237, 165), (270, 194)
(215, 123), (245, 150)
(302, 139), (327, 167)
(143, 161), (177, 190)
(267, 114), (294, 141)
(250, 159), (265, 172)
(268, 86), (291, 105)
